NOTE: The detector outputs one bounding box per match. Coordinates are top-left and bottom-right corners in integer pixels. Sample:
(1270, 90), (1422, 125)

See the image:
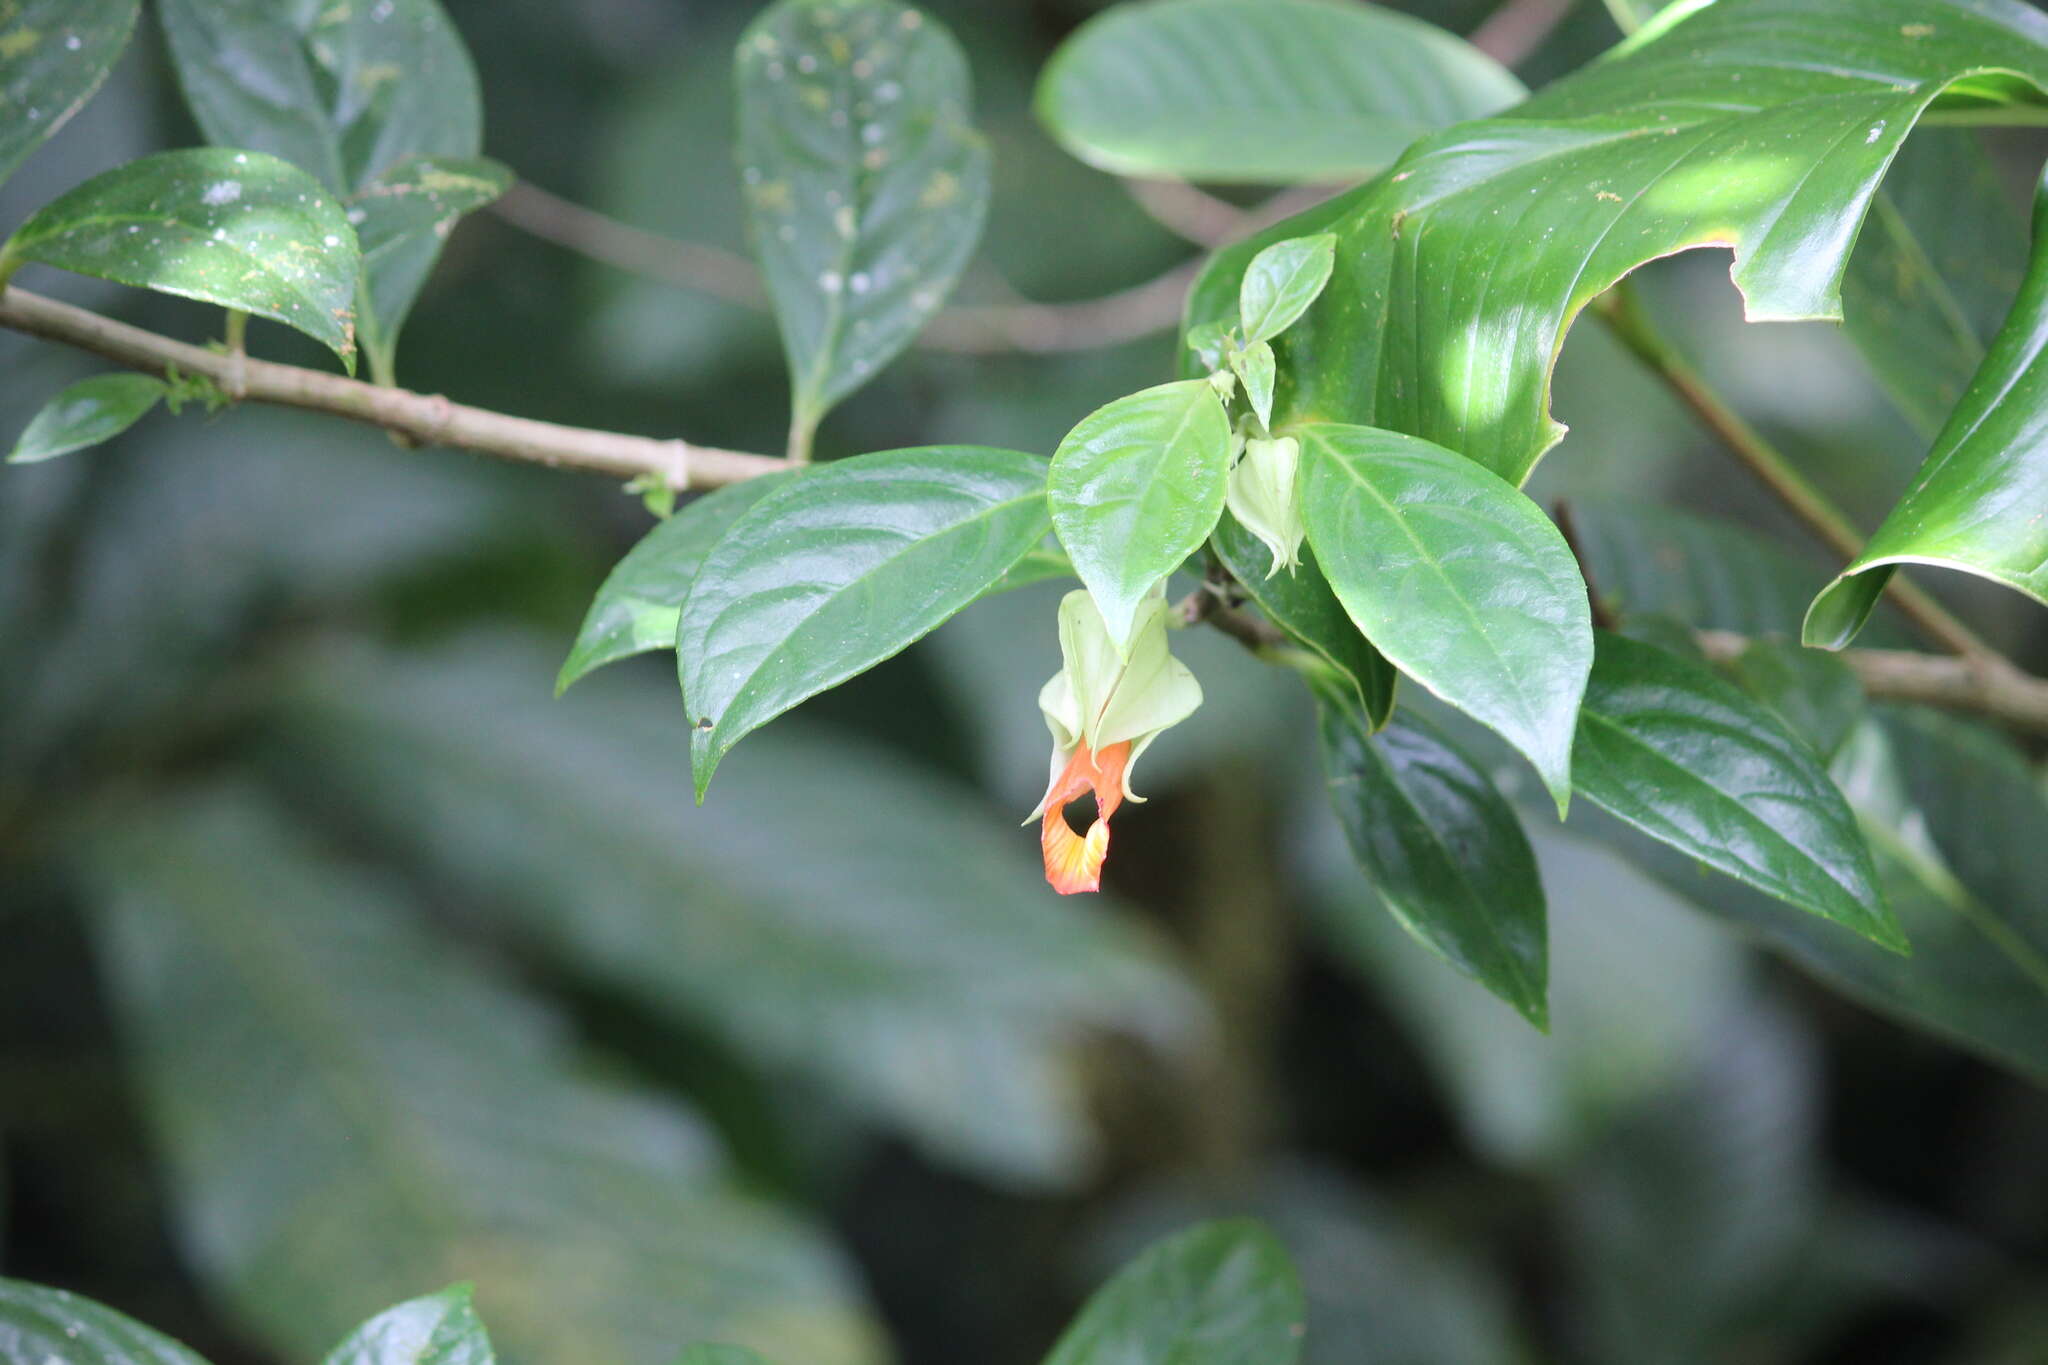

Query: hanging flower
(1030, 587), (1203, 894)
(1224, 434), (1305, 576)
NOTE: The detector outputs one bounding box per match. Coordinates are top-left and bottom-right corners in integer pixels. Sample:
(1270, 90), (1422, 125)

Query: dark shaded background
(4, 2), (2047, 1362)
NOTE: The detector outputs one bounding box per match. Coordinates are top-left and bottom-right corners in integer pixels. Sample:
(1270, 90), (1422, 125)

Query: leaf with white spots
(735, 0), (991, 458)
(158, 0), (495, 378)
(0, 0), (140, 188)
(1, 148), (362, 366)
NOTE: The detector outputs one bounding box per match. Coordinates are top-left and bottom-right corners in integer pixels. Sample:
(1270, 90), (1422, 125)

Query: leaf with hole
(0, 0), (140, 188)
(558, 471), (797, 695)
(1298, 422), (1590, 813)
(1048, 380), (1232, 651)
(1035, 0), (1523, 183)
(680, 446), (1051, 797)
(1320, 696), (1549, 1028)
(1042, 1220), (1306, 1365)
(736, 0), (990, 456)
(7, 373), (166, 464)
(1573, 630), (1898, 949)
(1185, 0), (2048, 488)
(1807, 162), (2048, 648)
(2, 148), (360, 365)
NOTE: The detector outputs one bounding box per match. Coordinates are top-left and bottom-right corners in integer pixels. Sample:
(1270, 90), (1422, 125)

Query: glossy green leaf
(1728, 638), (1865, 761)
(1842, 130), (2026, 437)
(1186, 0), (2048, 488)
(1598, 710), (2048, 1081)
(558, 472), (796, 695)
(1042, 1220), (1306, 1365)
(0, 0), (139, 188)
(679, 446), (1050, 797)
(320, 1288), (491, 1365)
(736, 0), (990, 455)
(350, 156), (512, 381)
(158, 0), (491, 376)
(7, 373), (164, 464)
(79, 788), (888, 1365)
(1048, 380), (1232, 650)
(1807, 163), (2048, 647)
(1320, 696), (1549, 1028)
(278, 634), (1201, 1189)
(1298, 422), (1590, 812)
(1034, 0), (1524, 183)
(1238, 235), (1335, 346)
(2, 149), (360, 364)
(1573, 631), (1899, 949)
(0, 1279), (212, 1365)
(1229, 340), (1274, 430)
(1212, 512), (1394, 727)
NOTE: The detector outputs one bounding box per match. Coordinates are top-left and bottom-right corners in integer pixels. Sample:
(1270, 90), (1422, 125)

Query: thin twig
(0, 286), (779, 490)
(14, 282), (2048, 737)
(1468, 0), (1579, 66)
(1122, 181), (1341, 250)
(1696, 631), (2048, 736)
(1592, 283), (1998, 663)
(493, 179), (1198, 356)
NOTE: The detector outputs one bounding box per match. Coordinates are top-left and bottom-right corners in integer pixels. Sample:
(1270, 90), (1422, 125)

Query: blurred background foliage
(3, 1), (2047, 1362)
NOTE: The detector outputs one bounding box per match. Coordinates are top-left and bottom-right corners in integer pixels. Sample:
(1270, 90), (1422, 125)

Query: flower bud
(1225, 434), (1304, 576)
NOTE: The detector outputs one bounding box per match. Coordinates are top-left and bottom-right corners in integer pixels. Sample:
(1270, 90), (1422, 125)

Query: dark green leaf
(350, 156), (511, 381)
(1808, 163), (2048, 647)
(1728, 638), (1865, 761)
(320, 1288), (491, 1365)
(0, 1), (139, 188)
(277, 634), (1200, 1189)
(1042, 1220), (1306, 1365)
(736, 0), (990, 454)
(1048, 379), (1232, 650)
(557, 472), (796, 695)
(680, 446), (1050, 797)
(158, 0), (490, 376)
(1211, 512), (1394, 728)
(159, 0), (481, 195)
(2, 149), (360, 364)
(79, 787), (887, 1365)
(1319, 696), (1549, 1029)
(1573, 631), (1899, 950)
(7, 373), (165, 464)
(1298, 422), (1590, 813)
(1186, 0), (2048, 488)
(0, 1278), (212, 1365)
(1599, 711), (2048, 1082)
(1238, 235), (1335, 345)
(1842, 130), (2026, 437)
(1034, 0), (1523, 183)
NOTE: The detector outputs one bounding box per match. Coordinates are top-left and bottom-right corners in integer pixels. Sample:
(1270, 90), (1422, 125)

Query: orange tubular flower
(1038, 739), (1131, 895)
(1029, 588), (1201, 895)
